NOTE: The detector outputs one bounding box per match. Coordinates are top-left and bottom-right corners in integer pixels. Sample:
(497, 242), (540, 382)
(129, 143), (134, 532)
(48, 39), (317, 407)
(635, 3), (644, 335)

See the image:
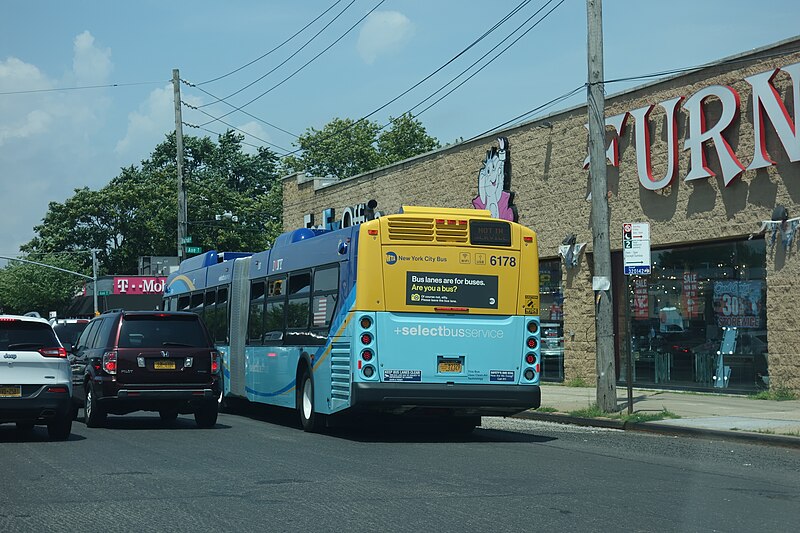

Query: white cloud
(72, 31), (113, 84)
(0, 32), (114, 255)
(114, 84), (174, 156)
(357, 10), (414, 65)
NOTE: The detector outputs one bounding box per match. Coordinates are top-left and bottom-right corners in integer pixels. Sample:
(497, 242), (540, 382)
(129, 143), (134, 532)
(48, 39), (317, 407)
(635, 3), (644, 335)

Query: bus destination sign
(470, 220), (511, 246)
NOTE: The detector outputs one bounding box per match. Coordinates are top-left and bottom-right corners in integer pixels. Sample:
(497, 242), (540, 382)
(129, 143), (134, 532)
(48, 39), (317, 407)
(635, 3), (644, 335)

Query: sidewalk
(515, 383), (800, 448)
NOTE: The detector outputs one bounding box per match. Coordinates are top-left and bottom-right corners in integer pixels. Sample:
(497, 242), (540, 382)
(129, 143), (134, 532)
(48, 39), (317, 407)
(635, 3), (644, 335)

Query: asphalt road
(2, 405), (800, 532)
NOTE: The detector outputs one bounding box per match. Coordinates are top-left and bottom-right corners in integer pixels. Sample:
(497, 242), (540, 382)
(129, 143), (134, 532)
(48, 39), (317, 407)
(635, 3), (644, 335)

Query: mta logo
(385, 251), (397, 265)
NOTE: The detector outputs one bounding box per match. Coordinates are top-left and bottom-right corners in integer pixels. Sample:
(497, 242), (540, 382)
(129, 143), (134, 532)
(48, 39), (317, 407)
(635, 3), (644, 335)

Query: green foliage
(20, 130), (283, 275)
(565, 377), (589, 387)
(0, 254), (86, 316)
(569, 403), (606, 418)
(284, 113), (439, 180)
(618, 409), (679, 423)
(749, 387), (798, 401)
(536, 406), (558, 413)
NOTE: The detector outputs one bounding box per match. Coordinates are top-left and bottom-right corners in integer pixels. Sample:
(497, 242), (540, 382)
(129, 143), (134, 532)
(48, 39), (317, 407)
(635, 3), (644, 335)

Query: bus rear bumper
(351, 382), (540, 416)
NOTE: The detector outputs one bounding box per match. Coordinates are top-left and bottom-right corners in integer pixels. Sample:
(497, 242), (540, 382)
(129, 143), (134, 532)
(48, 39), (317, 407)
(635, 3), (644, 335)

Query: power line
(185, 82), (299, 138)
(283, 0), (541, 156)
(182, 115), (291, 154)
(197, 0), (358, 109)
(400, 0), (566, 123)
(0, 80), (166, 96)
(197, 0), (346, 86)
(199, 0), (387, 128)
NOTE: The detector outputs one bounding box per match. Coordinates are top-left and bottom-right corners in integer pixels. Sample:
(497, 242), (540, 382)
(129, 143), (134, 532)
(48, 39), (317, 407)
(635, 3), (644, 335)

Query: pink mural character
(472, 137), (517, 221)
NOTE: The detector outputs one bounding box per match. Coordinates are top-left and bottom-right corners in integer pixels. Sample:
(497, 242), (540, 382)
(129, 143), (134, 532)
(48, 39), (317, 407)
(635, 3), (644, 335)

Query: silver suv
(0, 315), (73, 440)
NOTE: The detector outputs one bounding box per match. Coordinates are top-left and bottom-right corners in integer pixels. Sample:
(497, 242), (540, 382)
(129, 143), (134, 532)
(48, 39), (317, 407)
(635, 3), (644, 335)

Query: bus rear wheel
(297, 368), (325, 433)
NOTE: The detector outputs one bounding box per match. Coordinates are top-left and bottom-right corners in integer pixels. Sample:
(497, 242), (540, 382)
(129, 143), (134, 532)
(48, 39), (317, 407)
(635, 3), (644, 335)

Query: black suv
(70, 310), (220, 428)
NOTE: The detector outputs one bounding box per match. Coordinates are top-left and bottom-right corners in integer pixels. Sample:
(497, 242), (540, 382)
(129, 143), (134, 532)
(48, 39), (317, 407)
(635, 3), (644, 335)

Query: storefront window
(621, 239), (768, 393)
(539, 259), (564, 382)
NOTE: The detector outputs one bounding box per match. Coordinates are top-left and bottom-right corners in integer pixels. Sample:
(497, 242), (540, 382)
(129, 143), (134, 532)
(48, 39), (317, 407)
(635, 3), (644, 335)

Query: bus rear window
(470, 220), (511, 246)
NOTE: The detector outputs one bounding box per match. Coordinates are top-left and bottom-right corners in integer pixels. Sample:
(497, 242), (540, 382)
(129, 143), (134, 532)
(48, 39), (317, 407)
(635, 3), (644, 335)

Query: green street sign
(185, 246), (203, 254)
(180, 236), (193, 244)
(98, 290), (111, 296)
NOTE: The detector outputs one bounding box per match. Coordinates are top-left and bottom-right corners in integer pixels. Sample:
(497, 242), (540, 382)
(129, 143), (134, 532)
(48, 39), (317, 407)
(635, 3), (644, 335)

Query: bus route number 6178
(490, 255), (516, 267)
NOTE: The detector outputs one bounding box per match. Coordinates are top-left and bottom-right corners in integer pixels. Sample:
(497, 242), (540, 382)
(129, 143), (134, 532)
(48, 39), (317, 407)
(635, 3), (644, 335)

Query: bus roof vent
(386, 216), (468, 243)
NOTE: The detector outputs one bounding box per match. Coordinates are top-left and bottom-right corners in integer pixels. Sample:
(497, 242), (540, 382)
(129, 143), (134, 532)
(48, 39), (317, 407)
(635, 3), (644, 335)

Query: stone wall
(282, 38), (800, 393)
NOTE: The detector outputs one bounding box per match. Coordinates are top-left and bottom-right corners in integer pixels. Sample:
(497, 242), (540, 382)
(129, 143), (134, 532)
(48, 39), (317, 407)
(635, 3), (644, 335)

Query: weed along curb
(512, 411), (800, 449)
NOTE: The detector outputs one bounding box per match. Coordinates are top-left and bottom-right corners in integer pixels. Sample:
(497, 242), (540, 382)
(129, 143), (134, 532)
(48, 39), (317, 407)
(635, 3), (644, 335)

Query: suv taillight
(102, 350), (118, 375)
(210, 350), (220, 374)
(39, 347), (67, 358)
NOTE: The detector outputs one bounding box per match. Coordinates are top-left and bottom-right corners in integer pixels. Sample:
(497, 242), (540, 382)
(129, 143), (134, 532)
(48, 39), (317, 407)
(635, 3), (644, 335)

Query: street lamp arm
(0, 255), (93, 280)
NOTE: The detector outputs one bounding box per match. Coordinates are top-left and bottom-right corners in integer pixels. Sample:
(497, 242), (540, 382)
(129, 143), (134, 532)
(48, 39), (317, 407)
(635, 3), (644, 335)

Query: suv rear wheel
(85, 385), (107, 428)
(194, 402), (218, 428)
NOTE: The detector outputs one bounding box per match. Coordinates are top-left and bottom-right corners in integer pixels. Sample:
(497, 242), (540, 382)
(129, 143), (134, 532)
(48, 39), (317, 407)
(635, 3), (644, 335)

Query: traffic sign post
(623, 222), (651, 276)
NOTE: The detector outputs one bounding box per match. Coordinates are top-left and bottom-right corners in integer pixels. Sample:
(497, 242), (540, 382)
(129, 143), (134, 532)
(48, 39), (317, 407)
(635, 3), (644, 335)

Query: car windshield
(0, 321), (59, 350)
(53, 322), (89, 347)
(119, 315), (208, 348)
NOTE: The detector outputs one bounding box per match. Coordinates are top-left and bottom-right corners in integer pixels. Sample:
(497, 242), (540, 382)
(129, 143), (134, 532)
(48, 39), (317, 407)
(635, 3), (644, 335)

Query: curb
(513, 411), (800, 449)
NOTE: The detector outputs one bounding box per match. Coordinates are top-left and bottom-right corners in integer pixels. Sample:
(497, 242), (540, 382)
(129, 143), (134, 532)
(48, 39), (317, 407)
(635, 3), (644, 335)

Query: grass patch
(536, 406), (558, 413)
(564, 377), (589, 388)
(755, 428), (800, 437)
(618, 409), (680, 423)
(569, 403), (606, 418)
(748, 387), (798, 401)
(568, 403), (680, 422)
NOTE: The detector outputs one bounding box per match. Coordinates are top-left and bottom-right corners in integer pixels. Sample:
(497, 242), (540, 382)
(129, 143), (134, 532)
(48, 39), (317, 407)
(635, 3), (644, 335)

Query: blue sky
(1, 0), (799, 264)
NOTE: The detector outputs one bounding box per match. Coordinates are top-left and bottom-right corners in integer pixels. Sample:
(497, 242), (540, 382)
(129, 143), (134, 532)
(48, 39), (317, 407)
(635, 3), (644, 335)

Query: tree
(0, 254), (86, 316)
(284, 114), (439, 180)
(21, 131), (283, 275)
(377, 113), (440, 166)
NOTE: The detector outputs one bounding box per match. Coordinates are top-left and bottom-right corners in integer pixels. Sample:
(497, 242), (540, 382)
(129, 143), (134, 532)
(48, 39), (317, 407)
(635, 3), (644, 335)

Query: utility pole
(587, 0), (617, 412)
(91, 249), (99, 316)
(173, 69), (187, 262)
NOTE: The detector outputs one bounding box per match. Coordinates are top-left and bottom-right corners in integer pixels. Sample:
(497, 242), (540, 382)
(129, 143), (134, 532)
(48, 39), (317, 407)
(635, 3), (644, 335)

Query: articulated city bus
(163, 206), (541, 432)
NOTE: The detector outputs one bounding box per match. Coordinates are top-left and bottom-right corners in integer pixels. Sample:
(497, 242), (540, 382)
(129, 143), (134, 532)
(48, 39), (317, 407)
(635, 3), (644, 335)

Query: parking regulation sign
(623, 222), (651, 275)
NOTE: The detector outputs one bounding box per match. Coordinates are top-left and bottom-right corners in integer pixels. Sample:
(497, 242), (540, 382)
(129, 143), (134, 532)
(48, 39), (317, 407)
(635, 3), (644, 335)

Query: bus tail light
(361, 349), (373, 361)
(102, 351), (118, 375)
(360, 333), (372, 345)
(524, 368), (535, 380)
(359, 316), (372, 329)
(210, 351), (220, 374)
(362, 365), (375, 378)
(525, 353), (536, 365)
(526, 337), (538, 349)
(527, 321), (539, 334)
(39, 347), (67, 358)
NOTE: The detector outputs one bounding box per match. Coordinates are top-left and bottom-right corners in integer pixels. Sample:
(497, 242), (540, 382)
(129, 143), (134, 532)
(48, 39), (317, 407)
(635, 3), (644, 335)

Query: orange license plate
(154, 360), (176, 370)
(438, 361), (462, 373)
(0, 385), (22, 397)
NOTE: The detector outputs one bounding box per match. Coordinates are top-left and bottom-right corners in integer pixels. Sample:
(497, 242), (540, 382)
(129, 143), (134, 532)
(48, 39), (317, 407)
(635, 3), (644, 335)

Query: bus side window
(216, 287), (229, 344)
(287, 272), (311, 329)
(204, 290), (217, 343)
(264, 276), (286, 345)
(312, 265), (339, 331)
(191, 292), (204, 318)
(247, 280), (266, 346)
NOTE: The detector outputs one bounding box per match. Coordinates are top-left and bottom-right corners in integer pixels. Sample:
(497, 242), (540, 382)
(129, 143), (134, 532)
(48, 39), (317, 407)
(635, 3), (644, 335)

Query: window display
(622, 239), (768, 392)
(539, 260), (564, 382)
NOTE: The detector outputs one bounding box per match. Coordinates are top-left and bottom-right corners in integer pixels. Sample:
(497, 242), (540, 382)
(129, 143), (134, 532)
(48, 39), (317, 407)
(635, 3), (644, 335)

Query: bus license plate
(438, 361), (462, 373)
(0, 385), (22, 397)
(154, 360), (176, 370)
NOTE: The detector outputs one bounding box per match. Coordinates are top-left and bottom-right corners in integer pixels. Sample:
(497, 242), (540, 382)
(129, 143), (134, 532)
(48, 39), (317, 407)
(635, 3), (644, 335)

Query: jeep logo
(3, 353), (17, 359)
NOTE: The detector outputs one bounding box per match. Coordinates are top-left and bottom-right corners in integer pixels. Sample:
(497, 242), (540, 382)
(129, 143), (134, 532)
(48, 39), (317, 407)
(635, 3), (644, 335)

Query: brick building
(281, 37), (800, 394)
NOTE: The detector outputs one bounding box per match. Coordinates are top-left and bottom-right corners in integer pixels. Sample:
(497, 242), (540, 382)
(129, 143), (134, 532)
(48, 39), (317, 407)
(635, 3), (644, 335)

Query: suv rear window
(0, 321), (60, 350)
(53, 322), (89, 347)
(119, 315), (208, 348)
